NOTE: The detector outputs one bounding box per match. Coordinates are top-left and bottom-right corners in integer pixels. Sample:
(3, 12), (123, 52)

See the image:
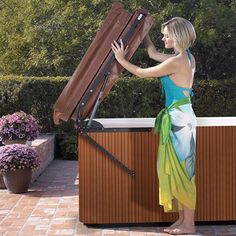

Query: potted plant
(0, 111), (40, 189)
(0, 144), (41, 193)
(0, 111), (40, 145)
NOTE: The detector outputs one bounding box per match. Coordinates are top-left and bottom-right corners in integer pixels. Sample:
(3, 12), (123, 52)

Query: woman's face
(162, 27), (174, 49)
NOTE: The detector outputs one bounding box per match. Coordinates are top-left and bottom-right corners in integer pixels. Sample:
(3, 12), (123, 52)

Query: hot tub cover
(53, 3), (154, 124)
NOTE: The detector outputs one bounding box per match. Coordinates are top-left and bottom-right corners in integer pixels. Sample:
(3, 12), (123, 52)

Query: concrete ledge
(93, 117), (236, 128)
(30, 134), (55, 183)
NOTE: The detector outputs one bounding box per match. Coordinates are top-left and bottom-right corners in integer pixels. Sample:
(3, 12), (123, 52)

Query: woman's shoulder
(163, 55), (183, 72)
(163, 55), (179, 66)
(175, 52), (196, 69)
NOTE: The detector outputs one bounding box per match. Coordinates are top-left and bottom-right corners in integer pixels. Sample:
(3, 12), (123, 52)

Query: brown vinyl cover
(53, 3), (154, 124)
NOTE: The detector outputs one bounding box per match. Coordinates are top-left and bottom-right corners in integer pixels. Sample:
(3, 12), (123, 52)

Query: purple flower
(0, 144), (41, 173)
(0, 112), (40, 141)
(19, 134), (25, 138)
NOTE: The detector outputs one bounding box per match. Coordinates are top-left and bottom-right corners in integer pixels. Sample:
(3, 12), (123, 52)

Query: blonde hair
(161, 17), (196, 52)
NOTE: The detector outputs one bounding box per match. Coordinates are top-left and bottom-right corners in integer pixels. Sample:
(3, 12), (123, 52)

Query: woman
(112, 17), (197, 235)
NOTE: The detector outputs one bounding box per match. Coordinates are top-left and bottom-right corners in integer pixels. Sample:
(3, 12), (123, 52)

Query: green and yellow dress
(155, 49), (197, 212)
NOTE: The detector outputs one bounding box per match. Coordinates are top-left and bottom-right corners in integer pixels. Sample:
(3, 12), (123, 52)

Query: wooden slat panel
(79, 126), (236, 224)
(195, 126), (236, 221)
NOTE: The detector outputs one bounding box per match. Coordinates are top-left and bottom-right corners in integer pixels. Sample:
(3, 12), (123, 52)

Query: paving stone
(0, 160), (235, 236)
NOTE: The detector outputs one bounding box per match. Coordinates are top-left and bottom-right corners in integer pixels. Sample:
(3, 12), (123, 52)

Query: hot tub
(78, 117), (236, 224)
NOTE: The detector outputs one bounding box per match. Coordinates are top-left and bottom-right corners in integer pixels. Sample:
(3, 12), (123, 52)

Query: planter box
(31, 134), (55, 182)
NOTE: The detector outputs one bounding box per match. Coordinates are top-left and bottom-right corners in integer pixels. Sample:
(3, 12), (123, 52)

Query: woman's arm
(111, 39), (177, 78)
(143, 34), (174, 62)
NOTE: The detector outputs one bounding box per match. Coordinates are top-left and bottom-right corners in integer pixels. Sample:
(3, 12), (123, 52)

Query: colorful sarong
(155, 97), (197, 212)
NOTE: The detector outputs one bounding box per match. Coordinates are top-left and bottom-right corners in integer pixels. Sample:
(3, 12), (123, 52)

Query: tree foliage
(0, 0), (235, 79)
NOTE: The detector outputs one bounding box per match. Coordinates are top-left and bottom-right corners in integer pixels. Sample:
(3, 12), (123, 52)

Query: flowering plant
(0, 111), (40, 141)
(0, 144), (40, 173)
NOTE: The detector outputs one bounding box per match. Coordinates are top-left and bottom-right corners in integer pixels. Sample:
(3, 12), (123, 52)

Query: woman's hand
(111, 39), (128, 62)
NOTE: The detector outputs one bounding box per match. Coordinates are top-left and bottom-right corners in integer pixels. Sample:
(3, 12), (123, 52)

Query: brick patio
(0, 160), (235, 236)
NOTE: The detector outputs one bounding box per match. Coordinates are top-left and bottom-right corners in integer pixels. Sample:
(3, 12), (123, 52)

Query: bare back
(169, 50), (196, 88)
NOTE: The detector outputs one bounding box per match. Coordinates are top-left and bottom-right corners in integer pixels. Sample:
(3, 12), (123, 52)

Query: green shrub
(98, 77), (236, 118)
(55, 134), (77, 160)
(0, 76), (235, 134)
(97, 77), (164, 118)
(0, 76), (74, 133)
(192, 79), (236, 116)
